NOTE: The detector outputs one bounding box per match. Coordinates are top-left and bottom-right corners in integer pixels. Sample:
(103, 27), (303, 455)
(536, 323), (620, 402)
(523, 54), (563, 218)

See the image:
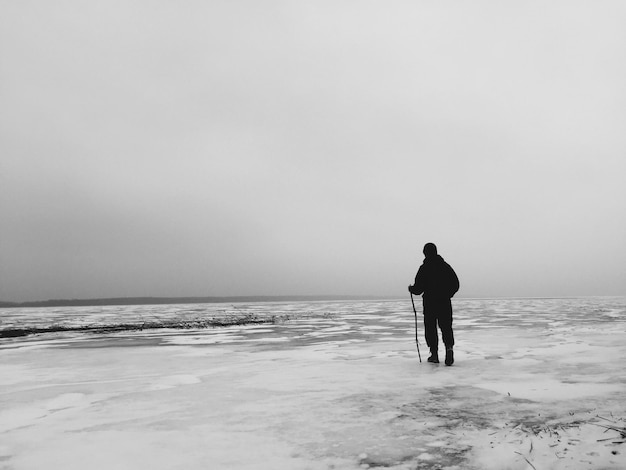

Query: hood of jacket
(423, 254), (446, 265)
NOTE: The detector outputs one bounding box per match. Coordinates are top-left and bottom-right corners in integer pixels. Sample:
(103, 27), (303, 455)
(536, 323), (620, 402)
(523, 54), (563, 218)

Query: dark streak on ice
(0, 315), (290, 338)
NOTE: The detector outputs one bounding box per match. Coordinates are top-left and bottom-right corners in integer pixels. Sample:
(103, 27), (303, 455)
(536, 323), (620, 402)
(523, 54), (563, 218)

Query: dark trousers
(423, 297), (454, 352)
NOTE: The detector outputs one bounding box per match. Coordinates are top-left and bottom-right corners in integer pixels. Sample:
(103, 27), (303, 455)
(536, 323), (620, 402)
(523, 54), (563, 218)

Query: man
(408, 243), (459, 366)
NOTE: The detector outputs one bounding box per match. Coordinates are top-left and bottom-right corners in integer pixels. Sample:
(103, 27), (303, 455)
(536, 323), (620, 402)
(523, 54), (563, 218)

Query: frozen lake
(1, 297), (625, 469)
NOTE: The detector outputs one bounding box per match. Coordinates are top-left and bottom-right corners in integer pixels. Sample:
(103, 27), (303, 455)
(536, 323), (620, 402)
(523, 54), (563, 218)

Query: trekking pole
(410, 293), (422, 362)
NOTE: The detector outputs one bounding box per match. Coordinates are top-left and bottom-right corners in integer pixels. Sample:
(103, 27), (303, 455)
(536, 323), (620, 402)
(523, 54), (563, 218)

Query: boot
(427, 349), (439, 363)
(445, 347), (454, 366)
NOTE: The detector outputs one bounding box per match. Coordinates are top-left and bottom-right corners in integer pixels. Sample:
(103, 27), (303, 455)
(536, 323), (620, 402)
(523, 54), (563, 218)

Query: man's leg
(423, 298), (439, 362)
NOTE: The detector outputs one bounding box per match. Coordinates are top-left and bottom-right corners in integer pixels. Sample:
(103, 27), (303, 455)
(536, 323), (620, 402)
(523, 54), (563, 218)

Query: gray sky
(1, 1), (625, 302)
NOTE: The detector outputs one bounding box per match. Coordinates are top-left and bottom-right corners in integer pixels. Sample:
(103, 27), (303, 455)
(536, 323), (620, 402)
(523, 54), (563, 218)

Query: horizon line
(1, 294), (624, 309)
(0, 294), (396, 308)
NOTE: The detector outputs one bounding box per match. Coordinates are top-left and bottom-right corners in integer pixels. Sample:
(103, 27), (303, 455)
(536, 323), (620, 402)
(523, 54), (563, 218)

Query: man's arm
(409, 266), (425, 295)
(448, 265), (460, 297)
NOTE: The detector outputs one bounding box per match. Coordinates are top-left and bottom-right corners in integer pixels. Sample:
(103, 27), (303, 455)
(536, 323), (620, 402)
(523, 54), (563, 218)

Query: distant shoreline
(0, 295), (399, 309)
(1, 295), (621, 309)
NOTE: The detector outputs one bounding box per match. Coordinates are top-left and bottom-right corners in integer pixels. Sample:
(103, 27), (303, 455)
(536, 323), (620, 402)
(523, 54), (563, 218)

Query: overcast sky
(1, 1), (625, 302)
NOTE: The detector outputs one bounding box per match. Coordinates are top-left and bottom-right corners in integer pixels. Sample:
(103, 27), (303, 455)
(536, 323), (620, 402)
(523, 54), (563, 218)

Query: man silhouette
(408, 243), (459, 365)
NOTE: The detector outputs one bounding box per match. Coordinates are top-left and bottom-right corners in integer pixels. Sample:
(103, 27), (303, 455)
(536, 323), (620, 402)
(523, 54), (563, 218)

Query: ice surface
(1, 298), (625, 469)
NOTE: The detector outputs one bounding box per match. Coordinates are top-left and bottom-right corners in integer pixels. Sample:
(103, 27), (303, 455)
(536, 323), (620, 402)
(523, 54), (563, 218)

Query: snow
(1, 298), (625, 469)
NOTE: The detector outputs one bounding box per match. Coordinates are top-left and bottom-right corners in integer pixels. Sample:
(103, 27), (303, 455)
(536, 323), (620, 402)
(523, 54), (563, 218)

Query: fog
(1, 1), (625, 301)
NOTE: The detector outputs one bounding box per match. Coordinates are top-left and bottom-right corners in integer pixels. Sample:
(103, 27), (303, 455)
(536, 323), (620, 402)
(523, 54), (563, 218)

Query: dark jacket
(410, 255), (459, 299)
